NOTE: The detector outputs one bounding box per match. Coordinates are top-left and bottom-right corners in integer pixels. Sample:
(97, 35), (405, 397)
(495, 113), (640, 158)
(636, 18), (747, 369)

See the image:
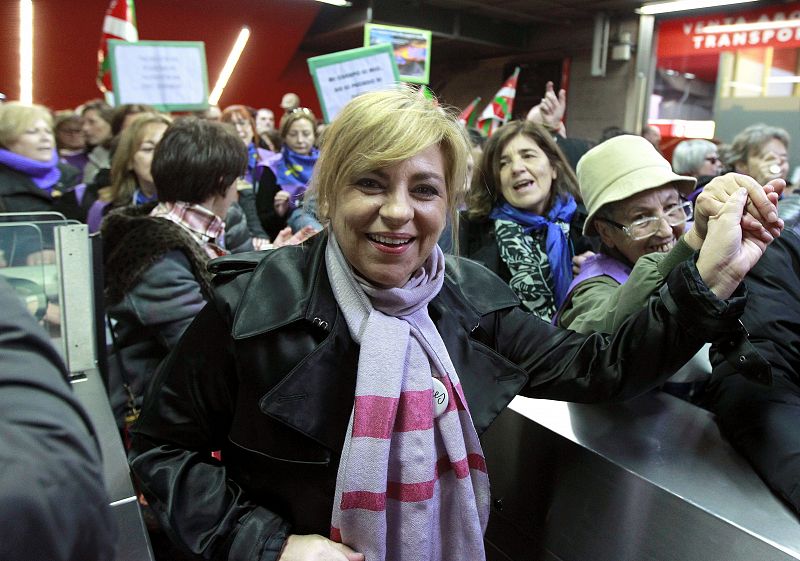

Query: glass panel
(0, 213), (76, 344)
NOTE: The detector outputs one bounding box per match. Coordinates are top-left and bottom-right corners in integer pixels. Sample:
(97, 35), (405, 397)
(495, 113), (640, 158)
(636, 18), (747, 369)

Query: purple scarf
(0, 148), (61, 192)
(265, 147), (319, 209)
(326, 233), (489, 561)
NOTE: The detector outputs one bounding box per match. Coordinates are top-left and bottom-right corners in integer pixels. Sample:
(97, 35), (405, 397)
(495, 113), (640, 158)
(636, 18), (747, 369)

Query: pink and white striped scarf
(325, 233), (489, 561)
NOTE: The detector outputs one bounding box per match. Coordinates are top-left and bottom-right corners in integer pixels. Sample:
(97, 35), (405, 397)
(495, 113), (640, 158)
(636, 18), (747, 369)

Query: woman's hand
(688, 173), (783, 250)
(278, 534), (364, 561)
(696, 188), (776, 299)
(273, 225), (317, 248)
(572, 250), (595, 275)
(274, 190), (292, 217)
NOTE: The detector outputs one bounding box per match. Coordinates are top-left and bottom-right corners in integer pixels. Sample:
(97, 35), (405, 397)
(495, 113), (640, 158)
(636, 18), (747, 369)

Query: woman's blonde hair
(0, 102), (52, 149)
(311, 86), (470, 235)
(109, 112), (172, 206)
(466, 120), (579, 220)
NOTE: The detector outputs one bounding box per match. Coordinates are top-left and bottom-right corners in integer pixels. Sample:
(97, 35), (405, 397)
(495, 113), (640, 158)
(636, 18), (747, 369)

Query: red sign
(657, 3), (800, 57)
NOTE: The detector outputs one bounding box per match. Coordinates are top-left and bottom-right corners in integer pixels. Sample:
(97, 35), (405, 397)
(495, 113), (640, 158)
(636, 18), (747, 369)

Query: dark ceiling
(423, 0), (646, 24)
(301, 0), (647, 61)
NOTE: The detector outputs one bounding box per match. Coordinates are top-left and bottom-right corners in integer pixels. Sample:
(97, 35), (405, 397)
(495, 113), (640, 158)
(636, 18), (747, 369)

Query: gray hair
(672, 139), (717, 176)
(721, 123), (790, 168)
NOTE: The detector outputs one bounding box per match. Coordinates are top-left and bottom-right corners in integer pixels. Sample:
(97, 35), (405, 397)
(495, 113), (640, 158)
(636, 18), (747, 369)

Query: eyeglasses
(600, 200), (693, 240)
(705, 156), (721, 164)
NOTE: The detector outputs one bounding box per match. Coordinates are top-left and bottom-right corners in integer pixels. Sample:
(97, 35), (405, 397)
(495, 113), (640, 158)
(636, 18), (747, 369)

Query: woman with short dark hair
(101, 117), (247, 429)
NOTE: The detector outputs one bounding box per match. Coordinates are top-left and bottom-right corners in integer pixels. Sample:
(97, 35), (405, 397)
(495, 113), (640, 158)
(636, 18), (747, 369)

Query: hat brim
(583, 167), (696, 236)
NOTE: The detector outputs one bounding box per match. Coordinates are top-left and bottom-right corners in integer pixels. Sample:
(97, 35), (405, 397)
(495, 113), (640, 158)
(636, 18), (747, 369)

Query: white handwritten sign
(308, 44), (399, 122)
(108, 40), (209, 111)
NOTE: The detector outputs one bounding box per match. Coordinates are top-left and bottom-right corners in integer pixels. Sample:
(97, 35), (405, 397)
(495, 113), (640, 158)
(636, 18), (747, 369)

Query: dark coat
(707, 229), (800, 513)
(130, 230), (750, 561)
(0, 162), (89, 221)
(0, 162), (92, 265)
(102, 205), (213, 426)
(0, 276), (116, 561)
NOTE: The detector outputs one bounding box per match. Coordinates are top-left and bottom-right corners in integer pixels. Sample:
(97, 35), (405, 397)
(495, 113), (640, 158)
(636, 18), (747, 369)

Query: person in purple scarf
(129, 87), (779, 561)
(458, 120), (598, 322)
(256, 107), (323, 238)
(0, 102), (88, 265)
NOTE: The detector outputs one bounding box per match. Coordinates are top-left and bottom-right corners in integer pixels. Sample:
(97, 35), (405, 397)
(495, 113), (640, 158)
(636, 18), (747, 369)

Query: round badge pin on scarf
(432, 377), (449, 417)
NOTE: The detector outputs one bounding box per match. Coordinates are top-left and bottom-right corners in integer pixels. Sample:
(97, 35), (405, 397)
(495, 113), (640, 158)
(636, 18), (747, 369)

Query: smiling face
(284, 118), (315, 155)
(81, 109), (111, 145)
(596, 186), (684, 265)
(330, 144), (448, 288)
(498, 134), (557, 215)
(130, 122), (168, 195)
(7, 118), (55, 162)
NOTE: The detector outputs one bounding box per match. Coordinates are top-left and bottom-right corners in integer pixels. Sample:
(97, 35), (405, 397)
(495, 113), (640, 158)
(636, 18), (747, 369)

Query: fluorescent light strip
(208, 27), (251, 107)
(702, 19), (800, 33)
(313, 0), (351, 6)
(638, 0), (757, 16)
(19, 0), (33, 104)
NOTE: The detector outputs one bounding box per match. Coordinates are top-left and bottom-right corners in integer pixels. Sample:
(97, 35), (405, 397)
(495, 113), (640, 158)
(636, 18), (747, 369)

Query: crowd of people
(0, 81), (797, 561)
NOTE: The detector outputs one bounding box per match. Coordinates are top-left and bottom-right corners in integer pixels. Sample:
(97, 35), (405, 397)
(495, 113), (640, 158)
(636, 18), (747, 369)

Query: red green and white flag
(97, 0), (138, 93)
(458, 96), (482, 128)
(476, 67), (520, 136)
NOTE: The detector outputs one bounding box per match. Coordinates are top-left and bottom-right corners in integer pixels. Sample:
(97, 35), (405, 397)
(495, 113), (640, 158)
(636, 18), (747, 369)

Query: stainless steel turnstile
(482, 393), (800, 561)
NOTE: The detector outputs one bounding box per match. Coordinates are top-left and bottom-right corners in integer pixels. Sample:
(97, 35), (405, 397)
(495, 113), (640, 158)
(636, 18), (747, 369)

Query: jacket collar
(231, 230), (338, 339)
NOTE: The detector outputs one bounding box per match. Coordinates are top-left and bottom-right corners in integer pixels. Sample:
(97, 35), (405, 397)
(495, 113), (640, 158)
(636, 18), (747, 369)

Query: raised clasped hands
(686, 173), (784, 251)
(696, 182), (783, 299)
(278, 534), (364, 561)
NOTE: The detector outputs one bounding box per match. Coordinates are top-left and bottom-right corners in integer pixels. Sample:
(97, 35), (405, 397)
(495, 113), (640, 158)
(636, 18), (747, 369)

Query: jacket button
(738, 355), (746, 363)
(312, 317), (330, 331)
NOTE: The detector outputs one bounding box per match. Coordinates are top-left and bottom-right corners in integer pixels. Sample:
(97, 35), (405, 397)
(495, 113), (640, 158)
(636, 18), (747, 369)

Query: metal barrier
(482, 393), (800, 561)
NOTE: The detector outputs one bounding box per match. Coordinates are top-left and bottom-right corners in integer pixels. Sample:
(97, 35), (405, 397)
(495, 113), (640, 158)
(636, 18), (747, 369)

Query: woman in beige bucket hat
(557, 134), (785, 336)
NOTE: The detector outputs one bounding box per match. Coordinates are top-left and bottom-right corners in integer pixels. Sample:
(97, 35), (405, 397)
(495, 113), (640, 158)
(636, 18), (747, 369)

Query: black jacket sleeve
(129, 299), (290, 561)
(486, 259), (749, 402)
(0, 277), (117, 561)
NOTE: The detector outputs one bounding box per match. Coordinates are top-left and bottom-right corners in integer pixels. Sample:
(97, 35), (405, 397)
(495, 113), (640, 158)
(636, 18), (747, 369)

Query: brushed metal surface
(482, 393), (800, 561)
(72, 370), (154, 561)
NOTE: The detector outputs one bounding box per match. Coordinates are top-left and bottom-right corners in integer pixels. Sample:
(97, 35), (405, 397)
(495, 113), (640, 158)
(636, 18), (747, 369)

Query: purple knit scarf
(0, 149), (61, 192)
(325, 233), (489, 561)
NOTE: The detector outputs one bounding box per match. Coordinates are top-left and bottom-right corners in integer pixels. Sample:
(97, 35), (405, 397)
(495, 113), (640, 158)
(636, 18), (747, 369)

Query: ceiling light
(313, 0), (352, 6)
(638, 0), (758, 16)
(19, 0), (33, 104)
(209, 27), (250, 106)
(701, 19), (800, 33)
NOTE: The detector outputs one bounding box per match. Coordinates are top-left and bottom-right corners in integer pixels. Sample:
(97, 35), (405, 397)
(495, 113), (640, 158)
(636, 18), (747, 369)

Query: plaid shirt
(150, 201), (227, 259)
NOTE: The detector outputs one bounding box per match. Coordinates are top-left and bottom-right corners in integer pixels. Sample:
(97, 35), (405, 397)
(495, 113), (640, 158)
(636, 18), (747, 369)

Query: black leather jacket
(130, 231), (750, 561)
